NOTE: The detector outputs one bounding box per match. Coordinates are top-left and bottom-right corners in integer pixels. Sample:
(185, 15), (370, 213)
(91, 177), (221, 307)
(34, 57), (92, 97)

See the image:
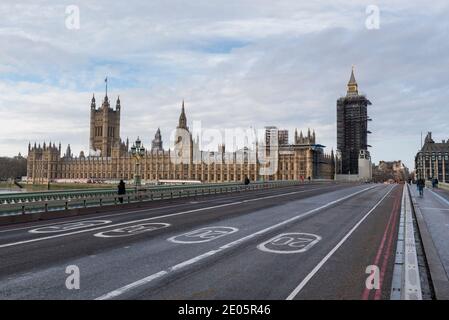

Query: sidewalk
(410, 185), (449, 299)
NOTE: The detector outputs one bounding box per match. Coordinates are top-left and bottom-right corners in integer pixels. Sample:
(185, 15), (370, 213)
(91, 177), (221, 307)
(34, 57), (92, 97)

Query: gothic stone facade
(27, 96), (335, 184)
(415, 132), (449, 182)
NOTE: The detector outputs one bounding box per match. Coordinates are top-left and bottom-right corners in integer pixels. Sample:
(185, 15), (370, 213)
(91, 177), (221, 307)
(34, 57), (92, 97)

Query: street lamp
(131, 137), (145, 187)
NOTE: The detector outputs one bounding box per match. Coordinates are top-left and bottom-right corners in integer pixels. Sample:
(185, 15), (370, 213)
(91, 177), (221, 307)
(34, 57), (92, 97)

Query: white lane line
(0, 184), (314, 234)
(285, 184), (396, 300)
(0, 186), (334, 249)
(428, 189), (449, 207)
(95, 185), (378, 300)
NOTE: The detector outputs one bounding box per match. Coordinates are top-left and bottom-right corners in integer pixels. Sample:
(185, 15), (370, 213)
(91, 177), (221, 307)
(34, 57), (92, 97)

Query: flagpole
(105, 77), (108, 97)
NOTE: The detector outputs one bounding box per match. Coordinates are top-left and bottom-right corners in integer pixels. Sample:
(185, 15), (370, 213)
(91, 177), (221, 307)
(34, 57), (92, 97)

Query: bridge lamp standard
(130, 137), (145, 187)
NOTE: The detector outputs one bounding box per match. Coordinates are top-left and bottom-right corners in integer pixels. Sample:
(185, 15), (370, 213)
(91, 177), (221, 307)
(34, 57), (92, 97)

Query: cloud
(0, 1), (448, 169)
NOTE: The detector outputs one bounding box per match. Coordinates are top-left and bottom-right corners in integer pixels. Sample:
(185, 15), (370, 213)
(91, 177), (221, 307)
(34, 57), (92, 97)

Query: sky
(0, 1), (448, 169)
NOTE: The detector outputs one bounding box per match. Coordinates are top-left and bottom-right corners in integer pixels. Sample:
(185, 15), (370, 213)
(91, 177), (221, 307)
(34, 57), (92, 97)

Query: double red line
(362, 186), (402, 300)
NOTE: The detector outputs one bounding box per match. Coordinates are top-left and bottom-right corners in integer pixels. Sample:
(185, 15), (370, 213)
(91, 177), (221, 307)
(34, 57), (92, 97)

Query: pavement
(410, 185), (449, 298)
(0, 182), (403, 300)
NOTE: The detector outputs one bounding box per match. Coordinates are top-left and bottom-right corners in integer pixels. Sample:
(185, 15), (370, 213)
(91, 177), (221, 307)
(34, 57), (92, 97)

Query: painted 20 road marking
(167, 226), (239, 244)
(94, 223), (170, 238)
(29, 220), (111, 233)
(257, 233), (321, 254)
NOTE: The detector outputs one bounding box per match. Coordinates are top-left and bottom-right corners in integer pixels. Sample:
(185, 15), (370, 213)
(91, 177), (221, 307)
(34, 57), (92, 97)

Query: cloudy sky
(0, 1), (448, 168)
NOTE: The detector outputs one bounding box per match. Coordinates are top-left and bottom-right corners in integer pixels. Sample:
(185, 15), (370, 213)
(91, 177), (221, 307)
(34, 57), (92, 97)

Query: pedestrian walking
(417, 178), (425, 197)
(117, 179), (126, 203)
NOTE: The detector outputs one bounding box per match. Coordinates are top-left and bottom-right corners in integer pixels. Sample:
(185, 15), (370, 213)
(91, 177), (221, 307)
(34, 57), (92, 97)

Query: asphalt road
(0, 182), (402, 300)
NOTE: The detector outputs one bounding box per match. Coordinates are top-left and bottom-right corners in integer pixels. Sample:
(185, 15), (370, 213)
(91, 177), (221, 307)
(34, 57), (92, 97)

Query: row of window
(94, 126), (116, 137)
(55, 172), (297, 181)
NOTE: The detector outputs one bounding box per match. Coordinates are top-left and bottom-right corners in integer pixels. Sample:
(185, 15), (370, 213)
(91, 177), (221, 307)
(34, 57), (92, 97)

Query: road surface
(0, 182), (403, 300)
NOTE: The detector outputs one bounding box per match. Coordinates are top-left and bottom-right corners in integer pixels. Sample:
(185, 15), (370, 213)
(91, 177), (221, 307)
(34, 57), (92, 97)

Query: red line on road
(361, 185), (401, 300)
(374, 188), (401, 300)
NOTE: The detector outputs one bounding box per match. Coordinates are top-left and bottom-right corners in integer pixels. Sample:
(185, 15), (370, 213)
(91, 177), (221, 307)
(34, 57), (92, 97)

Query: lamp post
(130, 137), (145, 187)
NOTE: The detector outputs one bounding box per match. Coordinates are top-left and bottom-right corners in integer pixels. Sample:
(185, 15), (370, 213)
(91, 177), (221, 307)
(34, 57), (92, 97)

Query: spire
(105, 77), (108, 98)
(100, 77), (110, 109)
(152, 128), (163, 152)
(91, 93), (96, 110)
(347, 65), (358, 96)
(177, 100), (188, 130)
(65, 144), (72, 158)
(116, 95), (121, 111)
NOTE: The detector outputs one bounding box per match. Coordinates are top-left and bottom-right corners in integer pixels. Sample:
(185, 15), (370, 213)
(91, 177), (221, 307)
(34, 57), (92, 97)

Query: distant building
(27, 94), (335, 184)
(336, 67), (372, 181)
(265, 126), (289, 146)
(373, 160), (409, 183)
(415, 132), (449, 182)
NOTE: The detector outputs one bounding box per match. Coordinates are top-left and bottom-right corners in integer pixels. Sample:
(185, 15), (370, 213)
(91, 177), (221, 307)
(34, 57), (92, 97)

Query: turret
(116, 96), (121, 111)
(151, 128), (163, 152)
(177, 100), (188, 130)
(91, 94), (96, 110)
(347, 65), (358, 96)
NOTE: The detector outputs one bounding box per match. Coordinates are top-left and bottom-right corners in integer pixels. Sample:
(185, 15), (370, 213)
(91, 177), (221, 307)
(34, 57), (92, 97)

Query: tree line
(0, 157), (27, 180)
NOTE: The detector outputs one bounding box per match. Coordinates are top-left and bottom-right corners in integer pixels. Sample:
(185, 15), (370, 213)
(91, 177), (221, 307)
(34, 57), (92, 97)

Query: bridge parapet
(0, 180), (304, 217)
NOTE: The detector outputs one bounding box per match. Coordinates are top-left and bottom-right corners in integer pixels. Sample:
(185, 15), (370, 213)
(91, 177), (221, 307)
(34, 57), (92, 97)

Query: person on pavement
(417, 178), (425, 197)
(117, 179), (126, 203)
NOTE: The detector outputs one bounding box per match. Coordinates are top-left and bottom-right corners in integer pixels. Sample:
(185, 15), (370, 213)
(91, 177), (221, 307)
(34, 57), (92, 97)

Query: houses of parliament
(26, 91), (336, 184)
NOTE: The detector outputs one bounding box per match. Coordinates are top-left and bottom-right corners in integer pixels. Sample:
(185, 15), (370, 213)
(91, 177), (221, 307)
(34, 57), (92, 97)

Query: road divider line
(0, 186), (338, 249)
(374, 189), (401, 300)
(286, 185), (395, 300)
(362, 187), (400, 299)
(428, 188), (449, 207)
(95, 185), (378, 300)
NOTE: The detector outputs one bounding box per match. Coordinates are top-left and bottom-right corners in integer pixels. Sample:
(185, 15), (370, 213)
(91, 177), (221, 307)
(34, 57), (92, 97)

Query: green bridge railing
(0, 180), (302, 216)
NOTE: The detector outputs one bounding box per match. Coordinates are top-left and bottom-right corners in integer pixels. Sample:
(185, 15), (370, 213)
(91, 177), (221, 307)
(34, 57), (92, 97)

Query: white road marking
(0, 185), (317, 234)
(257, 233), (321, 254)
(0, 202), (194, 234)
(95, 185), (378, 300)
(94, 223), (170, 238)
(285, 184), (396, 300)
(0, 186), (333, 249)
(167, 226), (238, 244)
(428, 189), (449, 207)
(29, 220), (111, 234)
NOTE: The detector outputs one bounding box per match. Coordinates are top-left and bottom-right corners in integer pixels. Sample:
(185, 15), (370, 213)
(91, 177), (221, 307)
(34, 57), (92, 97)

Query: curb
(390, 183), (422, 300)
